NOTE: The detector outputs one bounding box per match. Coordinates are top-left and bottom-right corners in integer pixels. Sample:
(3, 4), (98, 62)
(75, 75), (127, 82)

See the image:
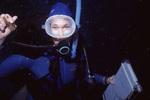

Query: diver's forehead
(51, 19), (70, 25)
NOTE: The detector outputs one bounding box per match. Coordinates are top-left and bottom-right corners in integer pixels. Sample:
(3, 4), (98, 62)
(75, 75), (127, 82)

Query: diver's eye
(63, 25), (70, 30)
(52, 26), (58, 29)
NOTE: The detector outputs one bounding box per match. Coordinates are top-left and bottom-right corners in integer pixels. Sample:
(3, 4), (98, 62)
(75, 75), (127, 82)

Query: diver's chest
(59, 60), (78, 84)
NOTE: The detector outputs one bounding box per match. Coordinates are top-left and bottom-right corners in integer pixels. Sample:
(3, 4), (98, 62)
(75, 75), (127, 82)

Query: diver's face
(51, 19), (71, 36)
(51, 19), (71, 44)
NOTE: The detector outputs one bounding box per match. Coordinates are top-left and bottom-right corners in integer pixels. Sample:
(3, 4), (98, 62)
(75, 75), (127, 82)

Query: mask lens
(50, 19), (71, 36)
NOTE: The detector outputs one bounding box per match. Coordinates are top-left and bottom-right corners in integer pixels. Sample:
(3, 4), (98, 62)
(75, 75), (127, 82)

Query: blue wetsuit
(0, 2), (105, 100)
(0, 40), (105, 100)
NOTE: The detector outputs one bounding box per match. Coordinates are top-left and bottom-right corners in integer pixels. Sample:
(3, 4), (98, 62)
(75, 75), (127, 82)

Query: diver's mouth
(52, 37), (68, 41)
(52, 38), (66, 44)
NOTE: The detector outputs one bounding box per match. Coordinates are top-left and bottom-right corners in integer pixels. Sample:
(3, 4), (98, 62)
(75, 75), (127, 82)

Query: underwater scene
(0, 0), (149, 100)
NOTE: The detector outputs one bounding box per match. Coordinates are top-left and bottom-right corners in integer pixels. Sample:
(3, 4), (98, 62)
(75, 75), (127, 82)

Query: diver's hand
(104, 75), (115, 85)
(0, 14), (18, 45)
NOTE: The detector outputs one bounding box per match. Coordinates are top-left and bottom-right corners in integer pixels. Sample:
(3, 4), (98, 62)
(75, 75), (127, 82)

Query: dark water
(0, 0), (150, 100)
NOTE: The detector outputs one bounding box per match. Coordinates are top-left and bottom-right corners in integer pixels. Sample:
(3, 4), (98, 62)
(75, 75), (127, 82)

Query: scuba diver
(0, 2), (114, 100)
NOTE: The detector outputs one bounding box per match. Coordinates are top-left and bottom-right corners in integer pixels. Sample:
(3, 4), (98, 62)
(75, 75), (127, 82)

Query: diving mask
(45, 15), (76, 38)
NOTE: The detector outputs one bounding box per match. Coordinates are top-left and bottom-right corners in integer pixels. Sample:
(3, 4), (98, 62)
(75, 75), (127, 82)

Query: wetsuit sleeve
(94, 73), (105, 85)
(0, 55), (34, 78)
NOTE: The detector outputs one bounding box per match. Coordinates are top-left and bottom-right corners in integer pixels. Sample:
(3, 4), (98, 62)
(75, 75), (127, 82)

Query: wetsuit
(0, 36), (105, 100)
(0, 2), (105, 100)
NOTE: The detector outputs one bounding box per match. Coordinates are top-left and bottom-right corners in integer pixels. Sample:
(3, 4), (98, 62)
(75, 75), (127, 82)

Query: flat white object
(103, 60), (142, 100)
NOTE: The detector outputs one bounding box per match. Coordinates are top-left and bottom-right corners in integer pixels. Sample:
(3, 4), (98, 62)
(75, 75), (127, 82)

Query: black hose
(11, 41), (54, 49)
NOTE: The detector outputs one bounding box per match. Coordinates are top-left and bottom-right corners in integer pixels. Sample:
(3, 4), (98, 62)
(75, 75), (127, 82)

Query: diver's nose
(58, 28), (64, 36)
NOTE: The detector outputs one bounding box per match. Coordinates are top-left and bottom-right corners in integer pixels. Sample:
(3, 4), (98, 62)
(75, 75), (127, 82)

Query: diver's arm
(94, 74), (114, 85)
(80, 42), (114, 85)
(82, 63), (114, 85)
(0, 55), (33, 78)
(93, 73), (105, 84)
(78, 33), (115, 85)
(0, 14), (18, 46)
